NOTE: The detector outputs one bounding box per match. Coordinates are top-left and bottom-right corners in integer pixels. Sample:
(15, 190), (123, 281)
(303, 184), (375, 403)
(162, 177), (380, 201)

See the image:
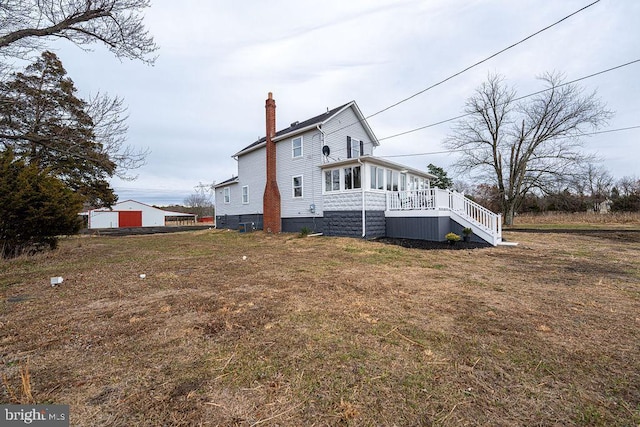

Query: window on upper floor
(242, 185), (249, 204)
(292, 175), (303, 198)
(292, 136), (303, 158)
(223, 187), (230, 204)
(347, 136), (364, 158)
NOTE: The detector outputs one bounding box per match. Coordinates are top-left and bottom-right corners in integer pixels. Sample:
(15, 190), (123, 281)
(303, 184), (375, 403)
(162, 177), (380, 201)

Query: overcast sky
(50, 0), (639, 205)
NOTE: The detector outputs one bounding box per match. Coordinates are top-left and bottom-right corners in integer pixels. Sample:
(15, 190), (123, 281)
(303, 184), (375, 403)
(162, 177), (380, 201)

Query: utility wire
(377, 58), (640, 142)
(324, 0), (601, 137)
(326, 58), (640, 158)
(368, 0), (600, 119)
(376, 125), (640, 158)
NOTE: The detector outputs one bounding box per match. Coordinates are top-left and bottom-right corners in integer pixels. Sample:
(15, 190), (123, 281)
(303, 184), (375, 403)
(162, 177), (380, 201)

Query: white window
(386, 170), (393, 191)
(325, 169), (340, 192)
(370, 166), (385, 190)
(292, 136), (303, 158)
(400, 173), (407, 191)
(242, 185), (249, 204)
(292, 175), (303, 198)
(351, 138), (360, 158)
(223, 187), (230, 204)
(344, 166), (361, 190)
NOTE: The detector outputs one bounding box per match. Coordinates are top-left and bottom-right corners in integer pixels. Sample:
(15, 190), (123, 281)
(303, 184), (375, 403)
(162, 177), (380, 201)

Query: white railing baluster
(386, 189), (502, 243)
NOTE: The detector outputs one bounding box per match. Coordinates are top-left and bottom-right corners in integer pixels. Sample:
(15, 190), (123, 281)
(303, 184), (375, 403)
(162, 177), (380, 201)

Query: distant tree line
(459, 175), (640, 215)
(431, 161), (639, 216)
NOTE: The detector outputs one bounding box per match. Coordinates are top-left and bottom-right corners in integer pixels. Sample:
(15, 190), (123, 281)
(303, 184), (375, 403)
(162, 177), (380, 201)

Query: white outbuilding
(88, 200), (196, 229)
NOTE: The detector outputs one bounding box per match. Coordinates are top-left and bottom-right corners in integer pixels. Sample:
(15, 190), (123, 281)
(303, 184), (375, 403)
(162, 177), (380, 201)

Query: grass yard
(510, 212), (640, 230)
(1, 228), (639, 426)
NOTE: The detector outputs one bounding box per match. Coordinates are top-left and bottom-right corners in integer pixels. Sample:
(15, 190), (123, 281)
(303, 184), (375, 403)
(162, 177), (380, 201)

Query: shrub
(299, 226), (312, 237)
(445, 232), (461, 243)
(0, 150), (83, 258)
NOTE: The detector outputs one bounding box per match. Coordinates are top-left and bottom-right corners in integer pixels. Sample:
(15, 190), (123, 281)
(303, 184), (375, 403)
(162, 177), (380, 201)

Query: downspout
(358, 157), (365, 238)
(316, 124), (325, 230)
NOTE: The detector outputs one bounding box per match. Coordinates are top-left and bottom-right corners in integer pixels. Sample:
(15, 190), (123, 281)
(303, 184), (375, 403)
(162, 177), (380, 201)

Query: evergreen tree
(427, 163), (453, 189)
(0, 149), (83, 258)
(0, 51), (117, 206)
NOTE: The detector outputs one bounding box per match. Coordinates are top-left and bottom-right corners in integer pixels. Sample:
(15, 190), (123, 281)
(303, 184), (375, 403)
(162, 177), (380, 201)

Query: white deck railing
(387, 189), (502, 243)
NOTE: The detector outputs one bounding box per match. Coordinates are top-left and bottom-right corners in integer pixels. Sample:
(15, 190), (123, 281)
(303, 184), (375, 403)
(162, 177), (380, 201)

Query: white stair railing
(386, 189), (502, 244)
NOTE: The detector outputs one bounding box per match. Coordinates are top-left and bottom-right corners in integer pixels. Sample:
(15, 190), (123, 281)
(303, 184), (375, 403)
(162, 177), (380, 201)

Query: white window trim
(370, 166), (386, 191)
(223, 187), (230, 204)
(292, 175), (303, 198)
(292, 136), (303, 158)
(350, 138), (361, 158)
(344, 165), (362, 191)
(324, 166), (362, 193)
(242, 185), (249, 204)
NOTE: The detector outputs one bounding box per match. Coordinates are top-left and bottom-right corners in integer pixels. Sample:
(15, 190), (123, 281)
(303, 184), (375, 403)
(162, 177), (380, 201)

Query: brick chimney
(263, 92), (281, 233)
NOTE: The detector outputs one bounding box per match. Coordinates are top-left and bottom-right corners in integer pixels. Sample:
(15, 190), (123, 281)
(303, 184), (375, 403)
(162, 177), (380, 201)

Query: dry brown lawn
(1, 228), (639, 426)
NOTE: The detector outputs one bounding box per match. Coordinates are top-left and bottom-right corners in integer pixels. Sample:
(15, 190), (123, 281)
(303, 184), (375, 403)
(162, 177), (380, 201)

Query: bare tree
(184, 182), (215, 218)
(86, 91), (148, 179)
(0, 0), (157, 64)
(445, 72), (612, 225)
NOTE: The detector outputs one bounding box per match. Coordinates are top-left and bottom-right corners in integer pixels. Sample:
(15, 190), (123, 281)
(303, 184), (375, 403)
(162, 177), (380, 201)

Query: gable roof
(233, 101), (378, 158)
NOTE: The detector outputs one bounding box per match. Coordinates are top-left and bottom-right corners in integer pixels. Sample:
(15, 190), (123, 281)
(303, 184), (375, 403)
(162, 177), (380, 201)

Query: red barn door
(119, 211), (142, 227)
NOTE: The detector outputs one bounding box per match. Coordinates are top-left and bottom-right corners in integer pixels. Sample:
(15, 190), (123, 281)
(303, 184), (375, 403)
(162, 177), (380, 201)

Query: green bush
(445, 232), (461, 243)
(299, 226), (312, 237)
(0, 150), (83, 258)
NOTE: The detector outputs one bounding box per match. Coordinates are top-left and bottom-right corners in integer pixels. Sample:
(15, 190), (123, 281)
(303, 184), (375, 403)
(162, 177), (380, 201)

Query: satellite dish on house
(322, 145), (330, 156)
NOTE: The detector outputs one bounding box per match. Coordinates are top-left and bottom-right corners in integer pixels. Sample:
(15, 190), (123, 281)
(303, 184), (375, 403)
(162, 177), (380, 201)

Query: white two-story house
(214, 94), (502, 245)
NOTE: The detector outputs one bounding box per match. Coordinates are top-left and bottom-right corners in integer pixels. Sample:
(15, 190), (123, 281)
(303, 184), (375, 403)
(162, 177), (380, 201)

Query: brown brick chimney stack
(263, 92), (281, 233)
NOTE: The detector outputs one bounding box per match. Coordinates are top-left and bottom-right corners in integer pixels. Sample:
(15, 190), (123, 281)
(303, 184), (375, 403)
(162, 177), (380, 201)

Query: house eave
(319, 155), (436, 180)
(213, 178), (240, 189)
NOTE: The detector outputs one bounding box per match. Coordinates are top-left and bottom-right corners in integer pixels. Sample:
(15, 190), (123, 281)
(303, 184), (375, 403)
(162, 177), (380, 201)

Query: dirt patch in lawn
(1, 229), (639, 426)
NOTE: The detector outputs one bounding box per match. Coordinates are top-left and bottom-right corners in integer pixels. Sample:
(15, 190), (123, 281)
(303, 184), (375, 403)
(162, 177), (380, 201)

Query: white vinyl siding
(276, 128), (322, 217)
(322, 106), (376, 161)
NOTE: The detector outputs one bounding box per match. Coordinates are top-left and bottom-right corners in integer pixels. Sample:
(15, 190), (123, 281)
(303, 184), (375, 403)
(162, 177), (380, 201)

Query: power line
(325, 0), (601, 137)
(376, 125), (640, 158)
(377, 58), (640, 142)
(367, 0), (601, 119)
(325, 58), (640, 159)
